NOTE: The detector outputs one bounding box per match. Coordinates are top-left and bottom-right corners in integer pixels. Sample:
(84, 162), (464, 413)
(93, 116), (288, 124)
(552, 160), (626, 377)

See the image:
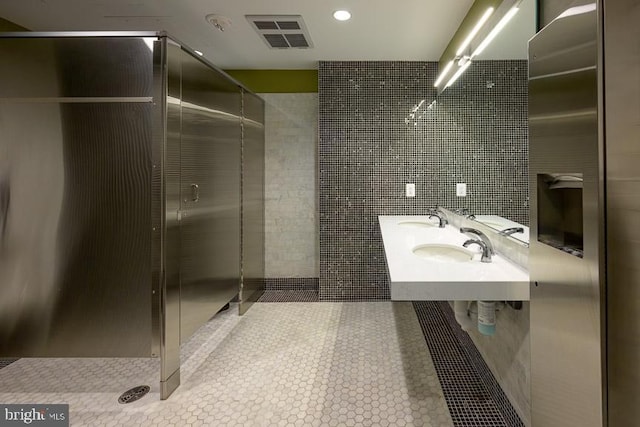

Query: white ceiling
(0, 0), (535, 69)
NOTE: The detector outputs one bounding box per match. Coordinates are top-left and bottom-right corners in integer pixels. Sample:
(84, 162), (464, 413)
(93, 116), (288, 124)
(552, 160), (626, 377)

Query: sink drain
(118, 385), (150, 404)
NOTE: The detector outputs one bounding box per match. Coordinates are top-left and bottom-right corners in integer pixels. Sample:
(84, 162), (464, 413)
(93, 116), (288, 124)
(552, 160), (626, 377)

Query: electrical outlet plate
(406, 183), (416, 197)
(456, 183), (467, 197)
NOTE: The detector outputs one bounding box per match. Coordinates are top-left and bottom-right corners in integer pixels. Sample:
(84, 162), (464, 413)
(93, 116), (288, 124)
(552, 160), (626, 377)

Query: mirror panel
(442, 208), (530, 245)
(437, 0), (536, 241)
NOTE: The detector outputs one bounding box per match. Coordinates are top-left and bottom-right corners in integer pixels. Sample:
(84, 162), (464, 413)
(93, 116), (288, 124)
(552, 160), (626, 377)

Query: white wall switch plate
(406, 183), (416, 198)
(456, 183), (467, 197)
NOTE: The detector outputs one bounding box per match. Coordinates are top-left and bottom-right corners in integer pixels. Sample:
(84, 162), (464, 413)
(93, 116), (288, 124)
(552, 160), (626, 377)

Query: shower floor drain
(118, 385), (150, 404)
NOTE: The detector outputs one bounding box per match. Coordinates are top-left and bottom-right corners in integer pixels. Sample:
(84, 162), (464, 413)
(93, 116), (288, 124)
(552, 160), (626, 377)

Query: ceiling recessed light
(333, 10), (351, 21)
(194, 50), (204, 56)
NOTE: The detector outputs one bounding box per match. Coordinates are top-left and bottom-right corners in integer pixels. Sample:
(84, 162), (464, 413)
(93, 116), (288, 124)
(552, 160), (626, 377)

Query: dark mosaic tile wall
(318, 61), (528, 300)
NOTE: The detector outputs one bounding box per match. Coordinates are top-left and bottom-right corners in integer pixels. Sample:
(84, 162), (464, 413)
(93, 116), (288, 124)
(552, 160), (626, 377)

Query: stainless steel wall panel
(0, 37), (156, 357)
(48, 102), (154, 357)
(0, 37), (155, 99)
(178, 50), (241, 342)
(528, 5), (605, 427)
(239, 90), (265, 315)
(604, 0), (640, 424)
(0, 38), (61, 100)
(0, 100), (65, 355)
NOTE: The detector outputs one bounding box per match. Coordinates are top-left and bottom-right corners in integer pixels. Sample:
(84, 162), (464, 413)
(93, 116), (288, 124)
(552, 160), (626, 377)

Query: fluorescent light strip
(433, 60), (454, 87)
(472, 7), (520, 57)
(445, 61), (472, 88)
(456, 7), (494, 56)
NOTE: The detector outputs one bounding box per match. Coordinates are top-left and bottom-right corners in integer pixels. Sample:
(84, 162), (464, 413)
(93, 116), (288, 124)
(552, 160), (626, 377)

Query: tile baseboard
(265, 277), (319, 291)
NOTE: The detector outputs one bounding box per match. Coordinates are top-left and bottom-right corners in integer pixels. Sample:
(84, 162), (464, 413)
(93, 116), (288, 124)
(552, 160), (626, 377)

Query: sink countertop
(378, 215), (530, 301)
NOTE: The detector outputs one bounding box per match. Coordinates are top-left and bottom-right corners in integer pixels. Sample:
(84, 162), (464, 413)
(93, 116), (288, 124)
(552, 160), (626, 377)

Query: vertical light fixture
(472, 6), (520, 57)
(433, 60), (454, 87)
(434, 7), (493, 88)
(456, 7), (494, 56)
(445, 61), (472, 88)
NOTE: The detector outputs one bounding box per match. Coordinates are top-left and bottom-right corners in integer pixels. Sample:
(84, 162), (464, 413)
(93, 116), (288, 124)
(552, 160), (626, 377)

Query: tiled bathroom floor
(255, 294), (523, 427)
(0, 302), (454, 426)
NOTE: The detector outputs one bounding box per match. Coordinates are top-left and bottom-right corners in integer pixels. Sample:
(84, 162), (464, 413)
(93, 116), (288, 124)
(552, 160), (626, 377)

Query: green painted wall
(225, 70), (318, 93)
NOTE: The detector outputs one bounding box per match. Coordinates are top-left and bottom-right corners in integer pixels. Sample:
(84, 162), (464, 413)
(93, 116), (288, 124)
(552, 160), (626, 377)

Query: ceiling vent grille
(246, 15), (313, 49)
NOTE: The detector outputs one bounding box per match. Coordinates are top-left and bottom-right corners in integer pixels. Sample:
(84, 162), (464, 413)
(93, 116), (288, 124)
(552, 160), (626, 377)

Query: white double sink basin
(378, 215), (529, 301)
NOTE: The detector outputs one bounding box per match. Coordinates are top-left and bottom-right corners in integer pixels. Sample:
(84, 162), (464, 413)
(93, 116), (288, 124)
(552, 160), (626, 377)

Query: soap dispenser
(477, 301), (496, 336)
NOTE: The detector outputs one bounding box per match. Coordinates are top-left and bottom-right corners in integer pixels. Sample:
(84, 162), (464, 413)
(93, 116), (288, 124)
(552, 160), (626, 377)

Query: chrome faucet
(499, 227), (524, 237)
(463, 239), (492, 263)
(427, 210), (448, 228)
(460, 227), (494, 254)
(455, 208), (475, 219)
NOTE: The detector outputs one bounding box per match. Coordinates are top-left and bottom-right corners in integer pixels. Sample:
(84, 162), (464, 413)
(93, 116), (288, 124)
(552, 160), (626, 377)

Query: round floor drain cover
(118, 385), (150, 404)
